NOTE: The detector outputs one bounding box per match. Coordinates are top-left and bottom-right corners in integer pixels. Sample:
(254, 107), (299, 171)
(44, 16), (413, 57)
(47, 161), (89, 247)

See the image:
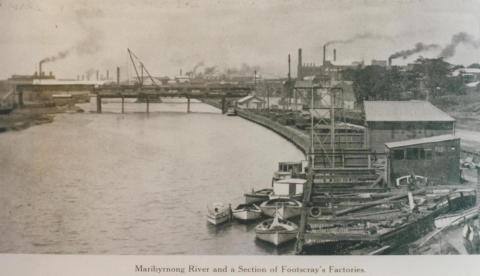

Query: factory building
(385, 134), (460, 185)
(364, 100), (455, 153)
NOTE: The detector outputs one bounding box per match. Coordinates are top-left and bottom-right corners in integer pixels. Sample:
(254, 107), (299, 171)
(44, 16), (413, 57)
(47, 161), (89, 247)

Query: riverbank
(0, 105), (84, 133)
(236, 109), (309, 156)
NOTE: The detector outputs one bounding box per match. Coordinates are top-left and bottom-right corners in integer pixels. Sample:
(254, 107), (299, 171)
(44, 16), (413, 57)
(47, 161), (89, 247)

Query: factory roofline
(385, 134), (459, 148)
(364, 100), (455, 122)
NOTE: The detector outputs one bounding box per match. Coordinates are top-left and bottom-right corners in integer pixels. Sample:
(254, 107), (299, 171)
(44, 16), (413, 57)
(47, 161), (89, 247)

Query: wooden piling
(96, 95), (102, 113)
(121, 96), (125, 113)
(187, 97), (191, 113)
(146, 97), (149, 113)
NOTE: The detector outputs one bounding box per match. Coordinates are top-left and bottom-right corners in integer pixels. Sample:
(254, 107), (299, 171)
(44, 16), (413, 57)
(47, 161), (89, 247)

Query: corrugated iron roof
(385, 134), (459, 148)
(364, 100), (455, 122)
(237, 95), (265, 104)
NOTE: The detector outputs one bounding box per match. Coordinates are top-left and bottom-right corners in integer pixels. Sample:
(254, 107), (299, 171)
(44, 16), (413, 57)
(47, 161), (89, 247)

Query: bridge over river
(15, 83), (253, 114)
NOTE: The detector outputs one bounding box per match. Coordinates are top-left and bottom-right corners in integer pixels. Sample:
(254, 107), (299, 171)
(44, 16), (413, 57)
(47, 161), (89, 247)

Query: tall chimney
(106, 70), (109, 80)
(288, 54), (291, 80)
(388, 57), (392, 66)
(333, 49), (337, 62)
(96, 70), (99, 81)
(39, 62), (43, 78)
(297, 48), (303, 79)
(116, 66), (120, 85)
(323, 44), (327, 65)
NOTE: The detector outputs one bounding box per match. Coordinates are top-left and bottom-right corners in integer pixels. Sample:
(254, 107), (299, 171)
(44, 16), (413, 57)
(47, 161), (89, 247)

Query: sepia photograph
(1, 0), (480, 275)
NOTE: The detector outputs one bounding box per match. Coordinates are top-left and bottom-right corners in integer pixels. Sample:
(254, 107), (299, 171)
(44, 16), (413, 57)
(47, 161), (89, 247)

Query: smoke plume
(389, 42), (440, 61)
(39, 7), (104, 67)
(325, 33), (392, 46)
(203, 66), (217, 75)
(224, 63), (261, 76)
(438, 32), (479, 59)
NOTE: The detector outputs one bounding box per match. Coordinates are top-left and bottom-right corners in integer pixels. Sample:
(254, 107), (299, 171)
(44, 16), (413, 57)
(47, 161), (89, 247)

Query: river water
(0, 99), (304, 255)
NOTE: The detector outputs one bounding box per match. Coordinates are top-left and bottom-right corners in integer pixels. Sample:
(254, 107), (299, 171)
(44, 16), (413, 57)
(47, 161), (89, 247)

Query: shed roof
(385, 134), (459, 148)
(237, 95), (265, 104)
(364, 100), (455, 122)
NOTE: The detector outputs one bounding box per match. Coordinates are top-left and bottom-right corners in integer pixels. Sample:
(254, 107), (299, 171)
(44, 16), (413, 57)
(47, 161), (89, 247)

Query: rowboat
(207, 202), (231, 225)
(232, 203), (262, 221)
(260, 198), (302, 219)
(255, 214), (298, 246)
(244, 188), (273, 204)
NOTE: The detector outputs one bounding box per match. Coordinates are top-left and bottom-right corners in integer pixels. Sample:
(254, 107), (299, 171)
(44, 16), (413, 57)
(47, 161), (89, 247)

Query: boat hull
(233, 210), (262, 221)
(245, 195), (270, 204)
(261, 205), (301, 219)
(256, 230), (297, 246)
(207, 214), (230, 225)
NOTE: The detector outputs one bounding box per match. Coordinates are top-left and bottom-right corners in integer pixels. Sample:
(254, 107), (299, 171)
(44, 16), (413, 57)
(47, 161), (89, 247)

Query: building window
(407, 148), (419, 160)
(435, 146), (445, 156)
(393, 149), (405, 160)
(419, 149), (425, 159)
(425, 149), (432, 160)
(450, 146), (456, 151)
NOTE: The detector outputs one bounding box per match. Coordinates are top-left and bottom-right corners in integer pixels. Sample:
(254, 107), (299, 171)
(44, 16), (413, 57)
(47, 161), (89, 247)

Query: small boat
(244, 188), (273, 204)
(207, 202), (231, 225)
(260, 198), (302, 219)
(232, 203), (262, 221)
(255, 214), (298, 246)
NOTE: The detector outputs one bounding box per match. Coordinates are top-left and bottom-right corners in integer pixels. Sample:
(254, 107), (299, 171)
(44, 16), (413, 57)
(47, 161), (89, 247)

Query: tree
(468, 63), (480, 69)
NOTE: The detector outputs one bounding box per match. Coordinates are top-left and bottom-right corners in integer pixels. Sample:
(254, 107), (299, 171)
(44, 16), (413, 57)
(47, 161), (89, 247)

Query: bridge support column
(187, 97), (191, 113)
(221, 97), (226, 114)
(17, 90), (24, 108)
(96, 95), (102, 113)
(146, 97), (149, 114)
(121, 96), (125, 113)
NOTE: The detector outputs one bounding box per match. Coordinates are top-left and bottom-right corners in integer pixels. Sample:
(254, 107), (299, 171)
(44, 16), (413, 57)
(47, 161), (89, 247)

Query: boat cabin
(273, 161), (308, 181)
(272, 178), (306, 198)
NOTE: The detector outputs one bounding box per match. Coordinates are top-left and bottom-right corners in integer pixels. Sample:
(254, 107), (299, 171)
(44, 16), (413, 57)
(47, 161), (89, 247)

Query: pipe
(333, 49), (337, 62)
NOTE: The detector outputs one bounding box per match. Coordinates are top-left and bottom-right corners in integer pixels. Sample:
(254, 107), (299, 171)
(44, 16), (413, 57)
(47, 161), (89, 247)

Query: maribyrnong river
(0, 99), (303, 255)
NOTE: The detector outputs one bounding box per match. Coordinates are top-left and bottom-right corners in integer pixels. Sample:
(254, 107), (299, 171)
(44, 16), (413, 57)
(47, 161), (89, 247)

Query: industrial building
(364, 100), (456, 153)
(385, 134), (460, 185)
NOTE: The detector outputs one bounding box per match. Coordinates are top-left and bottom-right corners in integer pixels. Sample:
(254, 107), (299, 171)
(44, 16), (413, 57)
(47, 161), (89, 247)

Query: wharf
(236, 109), (310, 155)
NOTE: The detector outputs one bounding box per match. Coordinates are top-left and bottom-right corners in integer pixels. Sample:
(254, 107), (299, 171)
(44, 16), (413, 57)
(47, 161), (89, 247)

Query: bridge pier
(121, 96), (125, 113)
(221, 97), (226, 114)
(96, 95), (102, 113)
(17, 90), (24, 108)
(187, 97), (191, 113)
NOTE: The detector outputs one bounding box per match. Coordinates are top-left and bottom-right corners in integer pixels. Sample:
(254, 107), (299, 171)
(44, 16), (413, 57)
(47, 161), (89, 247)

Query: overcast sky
(1, 0), (480, 80)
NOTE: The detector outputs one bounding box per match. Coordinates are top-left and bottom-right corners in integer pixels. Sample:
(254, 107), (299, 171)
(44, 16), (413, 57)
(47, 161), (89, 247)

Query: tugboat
(255, 213), (298, 246)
